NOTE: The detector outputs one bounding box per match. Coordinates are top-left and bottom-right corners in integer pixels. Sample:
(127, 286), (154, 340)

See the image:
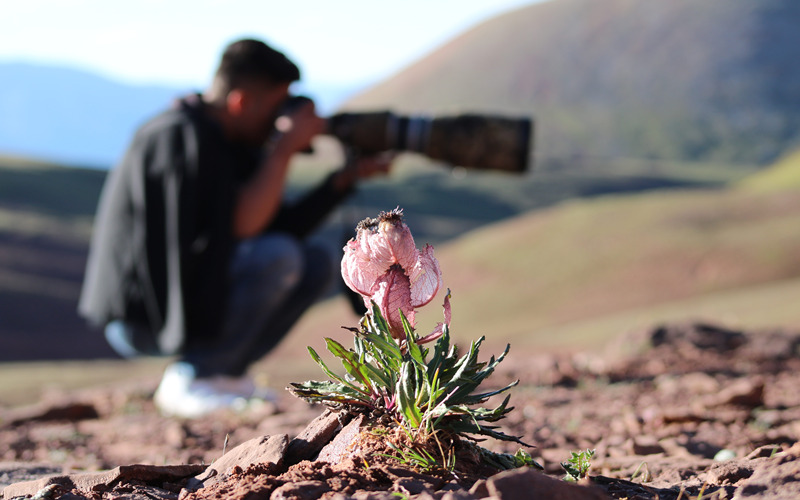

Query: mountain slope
(738, 148), (800, 192)
(0, 63), (187, 166)
(343, 0), (800, 165)
(280, 184), (800, 357)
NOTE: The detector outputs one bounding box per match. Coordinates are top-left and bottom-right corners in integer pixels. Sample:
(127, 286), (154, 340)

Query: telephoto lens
(327, 111), (533, 173)
(278, 95), (534, 173)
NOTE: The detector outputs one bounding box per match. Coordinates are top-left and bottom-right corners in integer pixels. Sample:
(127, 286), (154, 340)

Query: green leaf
(288, 380), (370, 406)
(460, 380), (519, 406)
(325, 338), (374, 391)
(397, 361), (423, 428)
(307, 346), (349, 387)
(369, 301), (391, 334)
(400, 311), (426, 369)
(426, 324), (451, 380)
(363, 330), (403, 365)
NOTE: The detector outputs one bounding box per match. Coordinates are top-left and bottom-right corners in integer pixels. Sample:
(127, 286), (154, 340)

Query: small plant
(562, 448), (595, 481)
(289, 209), (541, 471)
(384, 432), (456, 475)
(289, 299), (524, 444)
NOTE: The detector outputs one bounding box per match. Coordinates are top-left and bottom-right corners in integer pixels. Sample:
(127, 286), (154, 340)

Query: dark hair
(214, 38), (300, 92)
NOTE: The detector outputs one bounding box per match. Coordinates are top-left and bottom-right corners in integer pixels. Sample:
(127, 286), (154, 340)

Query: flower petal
(360, 226), (396, 271)
(341, 238), (382, 296)
(417, 291), (451, 345)
(371, 266), (414, 341)
(409, 244), (442, 307)
(380, 217), (419, 274)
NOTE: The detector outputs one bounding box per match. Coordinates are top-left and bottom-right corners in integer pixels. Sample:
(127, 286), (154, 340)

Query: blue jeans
(105, 233), (335, 377)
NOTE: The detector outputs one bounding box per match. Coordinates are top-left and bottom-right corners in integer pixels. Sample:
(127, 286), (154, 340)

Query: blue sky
(1, 0), (538, 91)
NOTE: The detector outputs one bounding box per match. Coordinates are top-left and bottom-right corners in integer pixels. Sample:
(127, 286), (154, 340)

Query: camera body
(282, 95), (533, 173)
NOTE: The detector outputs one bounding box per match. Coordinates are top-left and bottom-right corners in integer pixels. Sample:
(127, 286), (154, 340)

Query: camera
(282, 96), (533, 173)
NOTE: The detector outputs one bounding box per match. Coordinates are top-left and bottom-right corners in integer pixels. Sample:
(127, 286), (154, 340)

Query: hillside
(270, 183), (800, 367)
(0, 149), (766, 362)
(343, 0), (800, 165)
(738, 147), (800, 192)
(0, 157), (114, 360)
(0, 63), (187, 167)
(0, 150), (740, 361)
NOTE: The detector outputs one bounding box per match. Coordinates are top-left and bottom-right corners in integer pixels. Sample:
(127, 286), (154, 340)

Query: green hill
(427, 186), (800, 348)
(343, 0), (800, 165)
(0, 156), (114, 361)
(273, 183), (800, 363)
(738, 148), (800, 192)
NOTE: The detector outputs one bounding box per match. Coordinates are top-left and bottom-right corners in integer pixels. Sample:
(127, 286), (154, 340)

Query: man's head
(206, 39), (301, 144)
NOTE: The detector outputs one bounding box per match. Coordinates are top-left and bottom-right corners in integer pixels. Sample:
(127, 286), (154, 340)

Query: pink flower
(342, 208), (448, 342)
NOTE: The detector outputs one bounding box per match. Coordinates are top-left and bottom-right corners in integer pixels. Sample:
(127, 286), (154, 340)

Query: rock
(704, 461), (754, 486)
(733, 442), (800, 499)
(714, 378), (765, 408)
(650, 322), (747, 351)
(2, 464), (204, 499)
(193, 434), (288, 489)
(316, 414), (365, 464)
(4, 401), (99, 427)
(269, 479), (330, 500)
(630, 436), (665, 456)
(285, 409), (347, 464)
(745, 444), (783, 460)
(391, 476), (433, 496)
(440, 490), (480, 500)
(486, 467), (610, 500)
(0, 462), (63, 491)
(349, 492), (404, 500)
(468, 478), (489, 498)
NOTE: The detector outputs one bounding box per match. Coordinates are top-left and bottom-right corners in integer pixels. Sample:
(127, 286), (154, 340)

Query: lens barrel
(279, 96), (533, 173)
(327, 111), (532, 173)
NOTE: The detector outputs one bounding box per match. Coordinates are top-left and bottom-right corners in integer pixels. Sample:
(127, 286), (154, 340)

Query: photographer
(79, 38), (392, 418)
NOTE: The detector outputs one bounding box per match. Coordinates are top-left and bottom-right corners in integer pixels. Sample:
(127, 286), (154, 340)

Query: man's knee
(235, 233), (305, 289)
(301, 243), (337, 295)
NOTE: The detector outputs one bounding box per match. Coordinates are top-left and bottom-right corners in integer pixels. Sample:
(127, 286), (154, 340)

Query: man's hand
(332, 152), (396, 191)
(273, 100), (326, 155)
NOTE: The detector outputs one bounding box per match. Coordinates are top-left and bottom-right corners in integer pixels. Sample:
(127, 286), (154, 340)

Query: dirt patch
(1, 321), (799, 499)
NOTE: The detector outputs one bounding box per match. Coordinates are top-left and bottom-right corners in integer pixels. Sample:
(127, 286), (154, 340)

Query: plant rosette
(289, 208), (541, 473)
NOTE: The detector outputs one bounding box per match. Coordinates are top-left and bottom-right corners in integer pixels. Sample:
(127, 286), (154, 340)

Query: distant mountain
(0, 63), (189, 167)
(343, 0), (800, 165)
(0, 63), (361, 167)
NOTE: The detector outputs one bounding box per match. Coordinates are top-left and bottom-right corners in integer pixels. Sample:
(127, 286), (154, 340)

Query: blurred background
(2, 0), (800, 402)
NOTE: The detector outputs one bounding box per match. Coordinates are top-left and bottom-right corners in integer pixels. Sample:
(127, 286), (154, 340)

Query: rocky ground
(1, 321), (799, 499)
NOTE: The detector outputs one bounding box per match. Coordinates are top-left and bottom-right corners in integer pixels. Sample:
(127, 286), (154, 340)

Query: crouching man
(79, 38), (392, 418)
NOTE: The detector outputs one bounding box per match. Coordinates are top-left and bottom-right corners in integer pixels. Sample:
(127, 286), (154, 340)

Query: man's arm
(232, 101), (325, 238)
(267, 152), (395, 239)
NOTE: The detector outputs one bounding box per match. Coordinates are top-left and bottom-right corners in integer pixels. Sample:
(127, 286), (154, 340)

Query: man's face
(232, 82), (291, 145)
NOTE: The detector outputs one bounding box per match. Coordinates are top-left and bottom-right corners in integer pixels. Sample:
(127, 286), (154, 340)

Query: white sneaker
(153, 362), (258, 418)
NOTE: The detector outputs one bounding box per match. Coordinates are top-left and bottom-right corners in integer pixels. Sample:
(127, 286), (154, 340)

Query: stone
(2, 464), (204, 499)
(4, 401), (99, 427)
(269, 479), (330, 500)
(316, 414), (365, 464)
(193, 434), (288, 488)
(468, 479), (490, 498)
(631, 436), (665, 456)
(714, 378), (765, 408)
(0, 462), (63, 491)
(391, 476), (432, 496)
(285, 409), (347, 464)
(733, 443), (800, 499)
(745, 444), (783, 460)
(486, 467), (610, 500)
